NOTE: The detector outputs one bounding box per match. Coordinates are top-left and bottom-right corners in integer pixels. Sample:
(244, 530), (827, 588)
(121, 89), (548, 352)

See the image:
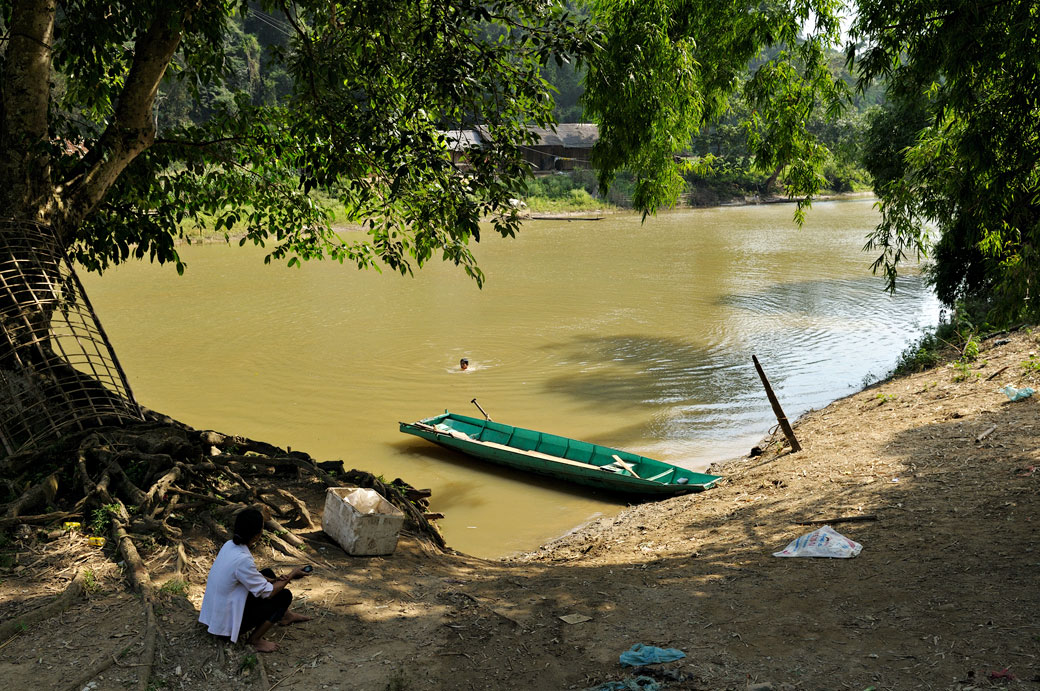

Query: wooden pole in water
(471, 398), (492, 421)
(752, 354), (801, 452)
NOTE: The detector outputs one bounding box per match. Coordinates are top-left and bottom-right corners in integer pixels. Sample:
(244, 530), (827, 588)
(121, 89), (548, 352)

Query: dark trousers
(241, 568), (292, 634)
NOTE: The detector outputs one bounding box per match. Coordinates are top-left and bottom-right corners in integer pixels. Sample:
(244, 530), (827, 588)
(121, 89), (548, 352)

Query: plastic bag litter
(586, 677), (661, 691)
(1001, 385), (1035, 402)
(619, 644), (686, 667)
(773, 525), (862, 558)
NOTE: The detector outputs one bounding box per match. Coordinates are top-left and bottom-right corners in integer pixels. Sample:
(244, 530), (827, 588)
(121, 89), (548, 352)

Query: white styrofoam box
(322, 487), (405, 556)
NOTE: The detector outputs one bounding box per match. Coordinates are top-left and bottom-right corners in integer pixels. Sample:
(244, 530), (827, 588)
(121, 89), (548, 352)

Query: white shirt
(198, 540), (274, 642)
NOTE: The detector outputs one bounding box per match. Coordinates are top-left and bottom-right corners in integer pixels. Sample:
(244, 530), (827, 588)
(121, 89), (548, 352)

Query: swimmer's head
(460, 358), (469, 370)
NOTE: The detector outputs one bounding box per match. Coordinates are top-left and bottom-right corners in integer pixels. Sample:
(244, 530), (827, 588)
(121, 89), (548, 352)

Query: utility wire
(251, 8), (293, 38)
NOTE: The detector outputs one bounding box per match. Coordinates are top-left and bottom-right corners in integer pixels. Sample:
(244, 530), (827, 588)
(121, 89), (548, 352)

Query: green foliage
(238, 654), (258, 674)
(83, 569), (100, 594)
(951, 360), (976, 383)
(854, 0), (1040, 324)
(542, 55), (586, 122)
(29, 1), (593, 289)
(1022, 354), (1040, 375)
(522, 171), (609, 211)
(584, 0), (848, 217)
(962, 336), (980, 363)
(893, 323), (960, 376)
(159, 579), (189, 598)
(524, 171), (596, 200)
(90, 504), (120, 535)
(894, 334), (946, 375)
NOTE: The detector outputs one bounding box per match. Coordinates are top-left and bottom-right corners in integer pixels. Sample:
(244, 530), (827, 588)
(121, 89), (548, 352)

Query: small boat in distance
(399, 412), (722, 496)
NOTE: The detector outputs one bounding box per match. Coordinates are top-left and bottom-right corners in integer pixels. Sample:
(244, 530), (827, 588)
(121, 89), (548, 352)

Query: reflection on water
(81, 199), (939, 558)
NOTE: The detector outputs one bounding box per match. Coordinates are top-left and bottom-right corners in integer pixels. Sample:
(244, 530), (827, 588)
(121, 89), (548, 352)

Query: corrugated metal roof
(441, 129), (486, 149)
(439, 124), (599, 150)
(528, 124), (599, 148)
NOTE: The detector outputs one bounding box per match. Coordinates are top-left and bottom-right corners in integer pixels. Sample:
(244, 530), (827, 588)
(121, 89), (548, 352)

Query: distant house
(522, 124), (598, 173)
(440, 124), (599, 172)
(441, 128), (488, 169)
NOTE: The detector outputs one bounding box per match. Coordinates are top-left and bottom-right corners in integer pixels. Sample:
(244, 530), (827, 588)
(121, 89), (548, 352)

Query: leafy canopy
(854, 0), (1040, 321)
(9, 1), (590, 286)
(582, 0), (848, 218)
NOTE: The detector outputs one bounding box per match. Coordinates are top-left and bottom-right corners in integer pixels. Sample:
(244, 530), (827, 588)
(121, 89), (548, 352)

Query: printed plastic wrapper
(773, 525), (862, 558)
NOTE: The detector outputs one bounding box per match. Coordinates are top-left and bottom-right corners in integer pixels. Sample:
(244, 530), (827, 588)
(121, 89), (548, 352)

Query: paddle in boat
(399, 408), (721, 496)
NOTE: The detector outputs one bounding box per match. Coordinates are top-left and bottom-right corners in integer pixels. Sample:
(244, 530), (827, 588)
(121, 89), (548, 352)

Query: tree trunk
(763, 164), (784, 196)
(0, 2), (184, 453)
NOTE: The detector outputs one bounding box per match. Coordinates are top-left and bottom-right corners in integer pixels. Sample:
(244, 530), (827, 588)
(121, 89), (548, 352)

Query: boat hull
(400, 412), (721, 496)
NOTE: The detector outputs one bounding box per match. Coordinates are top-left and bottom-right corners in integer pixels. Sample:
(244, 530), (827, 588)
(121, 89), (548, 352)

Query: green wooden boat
(399, 412), (722, 496)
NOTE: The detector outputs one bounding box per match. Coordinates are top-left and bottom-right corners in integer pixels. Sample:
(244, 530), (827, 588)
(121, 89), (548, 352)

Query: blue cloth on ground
(586, 676), (661, 691)
(619, 643), (686, 667)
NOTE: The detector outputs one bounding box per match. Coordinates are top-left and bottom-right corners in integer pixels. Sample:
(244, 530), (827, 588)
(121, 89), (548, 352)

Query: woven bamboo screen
(0, 219), (143, 454)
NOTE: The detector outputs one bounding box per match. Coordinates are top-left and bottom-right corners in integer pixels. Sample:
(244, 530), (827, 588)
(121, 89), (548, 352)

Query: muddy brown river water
(81, 199), (939, 557)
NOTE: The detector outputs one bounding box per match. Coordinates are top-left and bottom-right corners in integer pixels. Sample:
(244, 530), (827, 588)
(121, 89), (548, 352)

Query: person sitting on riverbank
(199, 508), (312, 652)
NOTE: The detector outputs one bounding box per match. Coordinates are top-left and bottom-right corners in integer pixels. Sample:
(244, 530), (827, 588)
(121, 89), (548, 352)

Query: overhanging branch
(58, 6), (188, 238)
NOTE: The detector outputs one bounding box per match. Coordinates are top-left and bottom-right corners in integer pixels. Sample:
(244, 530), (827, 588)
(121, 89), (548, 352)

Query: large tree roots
(0, 417), (446, 688)
(0, 569), (86, 642)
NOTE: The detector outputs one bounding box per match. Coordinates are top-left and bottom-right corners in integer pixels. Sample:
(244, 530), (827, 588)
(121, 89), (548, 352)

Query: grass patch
(159, 579), (189, 598)
(238, 653), (258, 674)
(90, 504), (120, 536)
(522, 171), (613, 212)
(83, 568), (101, 594)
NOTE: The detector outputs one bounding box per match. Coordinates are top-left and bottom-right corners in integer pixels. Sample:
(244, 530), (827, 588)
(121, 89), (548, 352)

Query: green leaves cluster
(583, 0), (848, 217)
(29, 1), (592, 286)
(855, 0), (1040, 323)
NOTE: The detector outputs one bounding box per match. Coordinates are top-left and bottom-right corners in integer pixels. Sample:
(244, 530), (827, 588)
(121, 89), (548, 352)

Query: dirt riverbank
(2, 328), (1038, 690)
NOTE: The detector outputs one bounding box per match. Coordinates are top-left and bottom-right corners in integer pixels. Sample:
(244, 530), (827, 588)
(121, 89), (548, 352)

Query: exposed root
(2, 472), (58, 518)
(270, 487), (314, 528)
(174, 541), (189, 579)
(62, 645), (135, 691)
(0, 417), (449, 687)
(0, 570), (86, 641)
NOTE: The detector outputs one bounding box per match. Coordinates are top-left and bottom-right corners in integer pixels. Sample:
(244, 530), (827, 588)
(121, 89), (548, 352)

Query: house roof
(440, 124), (600, 151)
(441, 129), (487, 150)
(527, 123), (599, 148)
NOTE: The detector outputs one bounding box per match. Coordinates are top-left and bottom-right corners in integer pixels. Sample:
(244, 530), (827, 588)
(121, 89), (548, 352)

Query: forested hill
(156, 7), (294, 133)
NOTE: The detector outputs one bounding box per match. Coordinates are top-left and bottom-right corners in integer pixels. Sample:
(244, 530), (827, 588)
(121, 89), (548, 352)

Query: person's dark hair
(232, 508), (264, 545)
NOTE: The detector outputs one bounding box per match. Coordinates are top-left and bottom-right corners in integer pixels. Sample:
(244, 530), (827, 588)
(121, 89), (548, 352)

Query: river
(80, 199), (939, 557)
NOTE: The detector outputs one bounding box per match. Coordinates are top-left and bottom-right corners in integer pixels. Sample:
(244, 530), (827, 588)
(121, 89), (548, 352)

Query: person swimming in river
(198, 508), (312, 652)
(460, 357), (469, 370)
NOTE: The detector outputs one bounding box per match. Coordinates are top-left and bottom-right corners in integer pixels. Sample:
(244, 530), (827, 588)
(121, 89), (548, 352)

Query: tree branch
(58, 6), (188, 237)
